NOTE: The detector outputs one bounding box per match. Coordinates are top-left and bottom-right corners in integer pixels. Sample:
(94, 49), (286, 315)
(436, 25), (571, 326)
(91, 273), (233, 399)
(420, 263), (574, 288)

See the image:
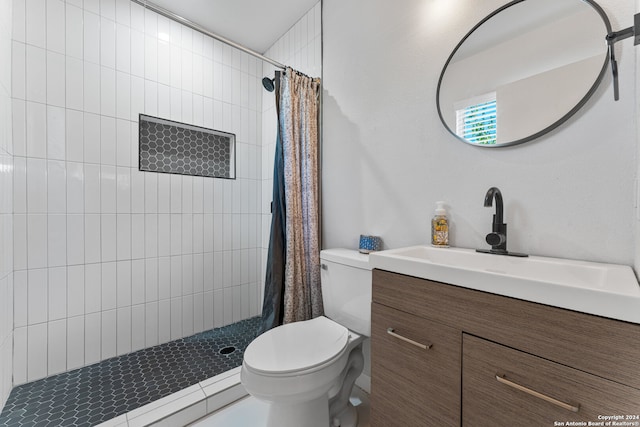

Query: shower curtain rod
(131, 0), (287, 70)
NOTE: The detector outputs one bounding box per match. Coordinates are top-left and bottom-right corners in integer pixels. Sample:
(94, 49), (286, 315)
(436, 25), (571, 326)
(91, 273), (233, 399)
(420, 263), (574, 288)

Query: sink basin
(369, 246), (640, 324)
(385, 246), (634, 293)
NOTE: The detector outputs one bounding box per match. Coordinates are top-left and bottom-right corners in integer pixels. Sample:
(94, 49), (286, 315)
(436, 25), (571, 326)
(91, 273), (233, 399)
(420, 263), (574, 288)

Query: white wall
(12, 0), (263, 385)
(322, 0), (637, 268)
(0, 0), (13, 412)
(260, 4), (322, 287)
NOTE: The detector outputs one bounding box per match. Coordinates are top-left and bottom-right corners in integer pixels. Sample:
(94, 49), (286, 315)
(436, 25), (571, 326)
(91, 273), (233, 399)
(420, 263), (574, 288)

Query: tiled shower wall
(0, 0), (13, 412)
(12, 0), (263, 385)
(260, 2), (322, 284)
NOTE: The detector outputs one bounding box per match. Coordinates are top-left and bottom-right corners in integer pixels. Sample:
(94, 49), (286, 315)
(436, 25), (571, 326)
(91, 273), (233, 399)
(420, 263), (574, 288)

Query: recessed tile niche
(139, 114), (236, 179)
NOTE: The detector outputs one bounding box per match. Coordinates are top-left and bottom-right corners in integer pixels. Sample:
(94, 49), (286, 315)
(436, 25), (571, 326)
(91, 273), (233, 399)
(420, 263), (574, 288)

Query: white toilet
(241, 249), (372, 427)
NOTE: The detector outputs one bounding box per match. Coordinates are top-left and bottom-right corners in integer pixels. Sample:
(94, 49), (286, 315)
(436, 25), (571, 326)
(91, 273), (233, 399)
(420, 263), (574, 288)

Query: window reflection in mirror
(455, 93), (497, 145)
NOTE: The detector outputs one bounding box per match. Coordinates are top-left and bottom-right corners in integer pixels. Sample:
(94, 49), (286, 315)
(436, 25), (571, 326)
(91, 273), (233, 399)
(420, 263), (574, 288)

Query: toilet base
(329, 341), (364, 427)
(331, 402), (357, 427)
(266, 396), (329, 427)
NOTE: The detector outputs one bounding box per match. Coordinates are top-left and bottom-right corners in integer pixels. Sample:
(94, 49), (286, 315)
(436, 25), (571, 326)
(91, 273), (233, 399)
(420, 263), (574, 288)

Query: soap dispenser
(431, 201), (449, 247)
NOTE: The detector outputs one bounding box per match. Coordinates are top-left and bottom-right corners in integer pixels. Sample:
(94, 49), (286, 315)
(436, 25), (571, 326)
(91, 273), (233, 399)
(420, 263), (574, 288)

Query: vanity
(368, 247), (640, 426)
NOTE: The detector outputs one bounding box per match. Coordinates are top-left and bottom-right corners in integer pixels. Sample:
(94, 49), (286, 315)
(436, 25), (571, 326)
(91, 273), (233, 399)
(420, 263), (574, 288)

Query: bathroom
(0, 0), (639, 425)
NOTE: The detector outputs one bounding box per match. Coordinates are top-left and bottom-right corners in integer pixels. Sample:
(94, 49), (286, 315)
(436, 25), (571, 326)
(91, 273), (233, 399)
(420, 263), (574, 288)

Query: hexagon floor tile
(0, 317), (260, 427)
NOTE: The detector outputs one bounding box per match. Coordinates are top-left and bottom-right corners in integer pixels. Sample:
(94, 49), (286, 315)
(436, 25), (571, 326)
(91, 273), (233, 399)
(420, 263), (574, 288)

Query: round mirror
(436, 0), (611, 147)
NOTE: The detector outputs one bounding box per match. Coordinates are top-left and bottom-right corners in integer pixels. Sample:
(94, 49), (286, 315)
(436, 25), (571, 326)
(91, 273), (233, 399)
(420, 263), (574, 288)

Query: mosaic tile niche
(139, 115), (236, 179)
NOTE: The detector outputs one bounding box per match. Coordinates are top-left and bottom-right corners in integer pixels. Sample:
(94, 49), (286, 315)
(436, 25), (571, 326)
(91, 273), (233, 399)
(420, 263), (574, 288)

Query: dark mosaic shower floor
(0, 317), (261, 427)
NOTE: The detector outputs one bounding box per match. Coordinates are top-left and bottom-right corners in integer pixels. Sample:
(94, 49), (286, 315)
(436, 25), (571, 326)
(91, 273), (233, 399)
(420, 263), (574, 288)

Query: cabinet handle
(495, 375), (580, 413)
(386, 328), (432, 349)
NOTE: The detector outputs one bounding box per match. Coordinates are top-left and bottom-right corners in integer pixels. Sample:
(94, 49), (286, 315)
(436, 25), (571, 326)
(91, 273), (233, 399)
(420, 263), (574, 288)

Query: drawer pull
(496, 375), (580, 413)
(386, 328), (432, 349)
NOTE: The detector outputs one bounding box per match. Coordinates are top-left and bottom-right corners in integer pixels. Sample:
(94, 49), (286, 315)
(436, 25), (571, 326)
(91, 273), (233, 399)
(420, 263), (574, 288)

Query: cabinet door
(371, 303), (461, 427)
(463, 334), (640, 426)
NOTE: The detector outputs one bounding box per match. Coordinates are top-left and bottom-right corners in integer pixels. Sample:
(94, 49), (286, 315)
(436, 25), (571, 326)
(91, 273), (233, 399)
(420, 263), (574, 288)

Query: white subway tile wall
(260, 3), (322, 297)
(11, 0), (267, 386)
(0, 0), (13, 413)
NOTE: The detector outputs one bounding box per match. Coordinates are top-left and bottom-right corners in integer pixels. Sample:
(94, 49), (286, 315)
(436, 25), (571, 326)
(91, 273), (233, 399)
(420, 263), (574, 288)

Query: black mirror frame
(436, 0), (613, 148)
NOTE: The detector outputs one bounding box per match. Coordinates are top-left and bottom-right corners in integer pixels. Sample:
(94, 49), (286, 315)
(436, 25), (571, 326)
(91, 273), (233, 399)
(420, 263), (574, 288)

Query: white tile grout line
(95, 366), (248, 427)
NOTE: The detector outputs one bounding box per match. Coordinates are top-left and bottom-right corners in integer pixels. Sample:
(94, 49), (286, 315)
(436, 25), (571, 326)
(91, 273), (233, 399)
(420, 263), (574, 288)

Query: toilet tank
(320, 249), (372, 337)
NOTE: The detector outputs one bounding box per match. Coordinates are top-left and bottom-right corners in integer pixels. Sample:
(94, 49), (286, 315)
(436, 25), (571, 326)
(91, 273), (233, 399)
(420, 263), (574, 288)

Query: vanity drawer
(371, 303), (460, 427)
(462, 334), (640, 425)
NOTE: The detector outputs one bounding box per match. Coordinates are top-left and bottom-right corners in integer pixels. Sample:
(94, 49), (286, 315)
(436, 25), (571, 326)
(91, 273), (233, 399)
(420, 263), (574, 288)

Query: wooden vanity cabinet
(371, 269), (640, 427)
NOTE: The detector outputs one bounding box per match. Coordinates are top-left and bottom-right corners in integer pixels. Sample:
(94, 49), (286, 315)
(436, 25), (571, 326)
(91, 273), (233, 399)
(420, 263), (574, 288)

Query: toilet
(241, 249), (372, 427)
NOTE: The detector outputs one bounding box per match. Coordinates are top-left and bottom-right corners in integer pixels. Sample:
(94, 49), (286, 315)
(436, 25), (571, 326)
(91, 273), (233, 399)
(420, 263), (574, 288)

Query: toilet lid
(244, 316), (349, 374)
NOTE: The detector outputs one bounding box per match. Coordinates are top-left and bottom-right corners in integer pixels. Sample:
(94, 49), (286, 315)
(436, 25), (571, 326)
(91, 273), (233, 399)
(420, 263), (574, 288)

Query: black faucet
(476, 187), (528, 257)
(484, 187), (507, 252)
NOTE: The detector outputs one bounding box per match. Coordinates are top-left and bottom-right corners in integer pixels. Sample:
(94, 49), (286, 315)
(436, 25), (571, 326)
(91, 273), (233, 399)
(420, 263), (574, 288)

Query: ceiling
(148, 0), (319, 54)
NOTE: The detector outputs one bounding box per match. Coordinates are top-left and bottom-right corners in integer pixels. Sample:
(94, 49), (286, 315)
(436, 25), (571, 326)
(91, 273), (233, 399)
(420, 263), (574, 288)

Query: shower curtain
(260, 68), (322, 332)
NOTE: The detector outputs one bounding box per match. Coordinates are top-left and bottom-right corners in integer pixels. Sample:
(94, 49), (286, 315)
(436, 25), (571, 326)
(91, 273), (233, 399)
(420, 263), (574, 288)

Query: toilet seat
(243, 316), (349, 375)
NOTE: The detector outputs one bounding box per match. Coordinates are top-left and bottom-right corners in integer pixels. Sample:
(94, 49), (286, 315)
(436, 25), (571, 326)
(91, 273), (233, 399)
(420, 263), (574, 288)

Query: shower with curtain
(0, 0), (323, 424)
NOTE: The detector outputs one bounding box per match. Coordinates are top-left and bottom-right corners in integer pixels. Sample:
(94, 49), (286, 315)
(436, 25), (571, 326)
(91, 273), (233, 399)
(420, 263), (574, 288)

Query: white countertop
(369, 246), (640, 325)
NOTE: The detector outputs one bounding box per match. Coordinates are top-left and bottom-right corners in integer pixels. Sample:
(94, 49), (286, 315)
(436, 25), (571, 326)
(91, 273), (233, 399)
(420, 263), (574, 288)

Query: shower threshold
(97, 366), (248, 427)
(0, 317), (260, 427)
